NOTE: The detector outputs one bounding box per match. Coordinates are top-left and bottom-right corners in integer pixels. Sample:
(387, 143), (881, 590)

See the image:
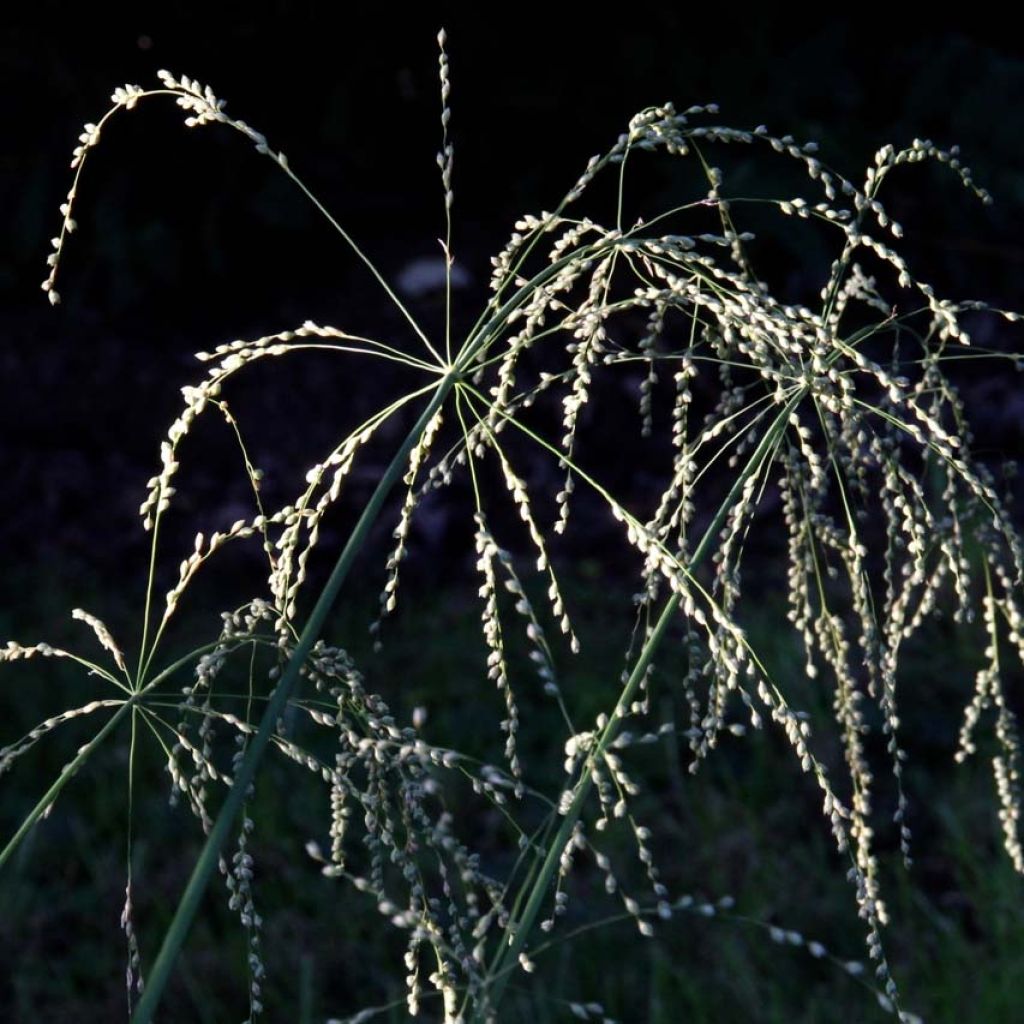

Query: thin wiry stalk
(480, 391), (801, 1015)
(0, 697), (133, 870)
(123, 707), (144, 1013)
(131, 374), (455, 1023)
(0, 634), (245, 871)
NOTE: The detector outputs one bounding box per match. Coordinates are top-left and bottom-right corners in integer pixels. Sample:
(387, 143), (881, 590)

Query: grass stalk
(131, 373), (457, 1023)
(481, 393), (799, 1015)
(0, 697), (134, 871)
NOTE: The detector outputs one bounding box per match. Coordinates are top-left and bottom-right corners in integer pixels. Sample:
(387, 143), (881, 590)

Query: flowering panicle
(10, 52), (1024, 1024)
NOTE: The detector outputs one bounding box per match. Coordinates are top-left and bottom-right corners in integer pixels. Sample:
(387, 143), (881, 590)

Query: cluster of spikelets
(3, 33), (1023, 1023)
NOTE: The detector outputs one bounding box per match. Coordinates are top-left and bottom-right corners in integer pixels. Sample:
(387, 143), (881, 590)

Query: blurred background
(2, 7), (1024, 1021)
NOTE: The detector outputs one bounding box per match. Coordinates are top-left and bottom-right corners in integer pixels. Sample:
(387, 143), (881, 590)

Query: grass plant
(3, 30), (1023, 1023)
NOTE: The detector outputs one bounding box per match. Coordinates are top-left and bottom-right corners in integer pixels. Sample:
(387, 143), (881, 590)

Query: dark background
(3, 9), (1024, 580)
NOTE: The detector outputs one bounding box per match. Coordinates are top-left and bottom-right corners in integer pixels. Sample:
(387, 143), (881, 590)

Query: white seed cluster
(474, 515), (523, 791)
(225, 813), (264, 1020)
(42, 71), (294, 308)
(451, 98), (1024, 1013)
(0, 698), (121, 778)
(120, 879), (145, 1012)
(157, 602), (519, 1020)
(375, 407), (445, 638)
(71, 607), (127, 674)
(437, 29), (454, 212)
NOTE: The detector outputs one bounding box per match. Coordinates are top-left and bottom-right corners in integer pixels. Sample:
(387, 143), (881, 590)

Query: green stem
(0, 698), (134, 870)
(131, 373), (457, 1024)
(276, 165), (440, 365)
(457, 239), (611, 372)
(481, 392), (799, 1016)
(138, 511), (163, 683)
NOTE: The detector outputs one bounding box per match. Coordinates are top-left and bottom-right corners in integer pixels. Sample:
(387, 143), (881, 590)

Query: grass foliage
(3, 30), (1023, 1023)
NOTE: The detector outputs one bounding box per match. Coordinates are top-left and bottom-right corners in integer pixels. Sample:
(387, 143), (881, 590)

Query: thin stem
(125, 705), (139, 1011)
(278, 165), (444, 367)
(131, 371), (458, 1024)
(481, 391), (801, 1015)
(0, 633), (239, 874)
(138, 509), (162, 683)
(0, 698), (134, 871)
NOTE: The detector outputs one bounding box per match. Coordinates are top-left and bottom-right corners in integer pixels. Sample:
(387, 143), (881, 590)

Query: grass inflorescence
(4, 29), (1023, 1023)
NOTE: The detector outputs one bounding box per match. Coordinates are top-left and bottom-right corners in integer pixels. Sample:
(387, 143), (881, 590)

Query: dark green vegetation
(1, 567), (1021, 1022)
